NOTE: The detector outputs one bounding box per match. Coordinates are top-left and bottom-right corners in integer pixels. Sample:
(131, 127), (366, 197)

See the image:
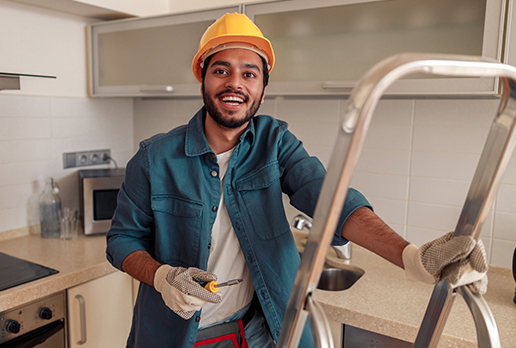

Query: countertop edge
(294, 230), (516, 347)
(0, 261), (116, 312)
(318, 299), (482, 347)
(0, 233), (118, 313)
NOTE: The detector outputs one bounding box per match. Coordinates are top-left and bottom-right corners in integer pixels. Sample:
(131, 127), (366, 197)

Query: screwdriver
(204, 278), (243, 293)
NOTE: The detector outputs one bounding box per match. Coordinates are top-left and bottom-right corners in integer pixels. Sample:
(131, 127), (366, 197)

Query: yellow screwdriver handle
(204, 281), (219, 293)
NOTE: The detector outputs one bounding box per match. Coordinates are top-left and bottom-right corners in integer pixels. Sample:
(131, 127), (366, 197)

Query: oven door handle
(76, 294), (87, 345)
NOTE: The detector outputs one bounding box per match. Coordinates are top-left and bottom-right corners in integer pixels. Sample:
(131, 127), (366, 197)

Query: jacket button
(208, 243), (211, 249)
(212, 206), (218, 212)
(210, 154), (216, 161)
(195, 316), (200, 322)
(210, 170), (218, 177)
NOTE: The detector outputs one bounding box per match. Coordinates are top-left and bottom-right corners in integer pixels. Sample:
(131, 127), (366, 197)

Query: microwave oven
(79, 168), (125, 235)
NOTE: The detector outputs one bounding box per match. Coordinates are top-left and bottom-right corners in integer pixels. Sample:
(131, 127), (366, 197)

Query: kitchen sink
(317, 267), (364, 291)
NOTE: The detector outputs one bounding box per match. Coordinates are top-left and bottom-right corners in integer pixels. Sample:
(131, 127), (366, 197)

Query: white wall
(0, 2), (134, 236)
(1, 1), (94, 97)
(132, 96), (516, 269)
(168, 0), (275, 14)
(79, 0), (169, 17)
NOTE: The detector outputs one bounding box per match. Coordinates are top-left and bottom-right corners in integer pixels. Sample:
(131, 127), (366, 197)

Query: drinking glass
(61, 207), (78, 240)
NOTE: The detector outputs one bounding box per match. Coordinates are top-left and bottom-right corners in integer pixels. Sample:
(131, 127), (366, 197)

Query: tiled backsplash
(133, 96), (516, 268)
(2, 93), (514, 268)
(0, 95), (134, 235)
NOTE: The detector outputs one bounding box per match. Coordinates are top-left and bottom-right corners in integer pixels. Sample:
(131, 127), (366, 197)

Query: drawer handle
(75, 294), (87, 345)
(139, 86), (174, 93)
(322, 81), (355, 90)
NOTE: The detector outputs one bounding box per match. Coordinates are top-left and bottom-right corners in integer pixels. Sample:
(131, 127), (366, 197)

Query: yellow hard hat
(192, 13), (275, 83)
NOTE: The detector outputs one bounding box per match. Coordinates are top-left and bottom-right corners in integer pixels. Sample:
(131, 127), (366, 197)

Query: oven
(0, 291), (67, 347)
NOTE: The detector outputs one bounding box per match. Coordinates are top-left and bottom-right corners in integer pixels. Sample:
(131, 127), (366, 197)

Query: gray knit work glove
(403, 231), (488, 294)
(154, 265), (222, 320)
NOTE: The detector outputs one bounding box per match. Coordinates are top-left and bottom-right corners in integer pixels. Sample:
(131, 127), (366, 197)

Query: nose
(225, 73), (243, 90)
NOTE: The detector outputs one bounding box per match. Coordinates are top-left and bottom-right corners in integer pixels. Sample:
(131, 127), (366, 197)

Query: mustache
(215, 89), (248, 102)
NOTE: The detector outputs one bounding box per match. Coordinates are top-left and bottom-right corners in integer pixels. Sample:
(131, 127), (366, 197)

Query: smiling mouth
(220, 95), (245, 106)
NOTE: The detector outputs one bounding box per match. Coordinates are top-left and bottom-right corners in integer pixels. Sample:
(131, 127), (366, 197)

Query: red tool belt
(194, 320), (248, 348)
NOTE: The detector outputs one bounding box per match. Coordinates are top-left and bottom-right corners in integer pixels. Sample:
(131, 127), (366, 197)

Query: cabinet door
(67, 272), (133, 348)
(245, 0), (506, 97)
(89, 6), (240, 97)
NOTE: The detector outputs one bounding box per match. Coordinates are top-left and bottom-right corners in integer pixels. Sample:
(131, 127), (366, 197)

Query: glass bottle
(39, 177), (62, 238)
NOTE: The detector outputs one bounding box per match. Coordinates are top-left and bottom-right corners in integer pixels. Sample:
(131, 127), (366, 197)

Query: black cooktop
(0, 252), (59, 291)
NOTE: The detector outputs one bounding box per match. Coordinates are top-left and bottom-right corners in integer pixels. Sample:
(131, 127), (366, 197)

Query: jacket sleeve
(106, 145), (154, 270)
(278, 125), (372, 246)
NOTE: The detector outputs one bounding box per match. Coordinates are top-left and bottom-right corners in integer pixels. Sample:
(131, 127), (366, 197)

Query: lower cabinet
(344, 325), (412, 348)
(67, 271), (133, 348)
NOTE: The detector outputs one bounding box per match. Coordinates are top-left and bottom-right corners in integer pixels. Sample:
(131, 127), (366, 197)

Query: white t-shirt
(199, 148), (254, 328)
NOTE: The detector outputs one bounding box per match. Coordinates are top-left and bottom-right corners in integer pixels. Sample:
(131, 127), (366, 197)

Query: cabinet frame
(89, 0), (508, 97)
(504, 0), (516, 67)
(88, 6), (241, 97)
(244, 0), (507, 97)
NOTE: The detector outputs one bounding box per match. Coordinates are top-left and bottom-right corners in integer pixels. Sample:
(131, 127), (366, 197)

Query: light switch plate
(63, 149), (111, 168)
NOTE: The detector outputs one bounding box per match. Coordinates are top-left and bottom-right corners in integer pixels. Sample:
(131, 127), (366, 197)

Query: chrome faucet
(291, 214), (351, 260)
(291, 214), (312, 231)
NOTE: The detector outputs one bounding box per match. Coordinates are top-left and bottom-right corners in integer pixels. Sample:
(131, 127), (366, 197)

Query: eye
(214, 69), (228, 75)
(244, 72), (256, 78)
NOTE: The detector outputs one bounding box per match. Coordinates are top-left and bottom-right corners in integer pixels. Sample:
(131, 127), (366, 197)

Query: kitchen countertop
(293, 230), (516, 348)
(1, 231), (515, 348)
(0, 233), (114, 313)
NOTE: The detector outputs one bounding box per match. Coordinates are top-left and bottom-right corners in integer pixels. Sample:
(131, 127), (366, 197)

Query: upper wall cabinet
(88, 6), (240, 97)
(244, 0), (506, 97)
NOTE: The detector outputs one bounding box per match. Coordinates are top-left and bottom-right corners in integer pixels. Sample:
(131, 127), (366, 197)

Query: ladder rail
(458, 285), (501, 347)
(414, 69), (516, 348)
(277, 53), (516, 348)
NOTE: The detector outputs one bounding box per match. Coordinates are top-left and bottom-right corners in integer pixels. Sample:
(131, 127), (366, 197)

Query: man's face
(202, 49), (266, 129)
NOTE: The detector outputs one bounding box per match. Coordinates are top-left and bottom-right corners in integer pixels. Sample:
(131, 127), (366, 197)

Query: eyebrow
(210, 60), (262, 73)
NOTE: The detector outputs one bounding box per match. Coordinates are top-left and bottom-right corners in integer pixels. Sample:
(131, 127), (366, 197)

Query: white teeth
(222, 96), (244, 103)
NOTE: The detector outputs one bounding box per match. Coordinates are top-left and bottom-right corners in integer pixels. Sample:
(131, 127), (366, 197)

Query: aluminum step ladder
(278, 53), (516, 348)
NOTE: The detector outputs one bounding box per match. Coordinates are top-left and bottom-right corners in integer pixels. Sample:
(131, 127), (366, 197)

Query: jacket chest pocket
(151, 195), (204, 266)
(236, 162), (290, 240)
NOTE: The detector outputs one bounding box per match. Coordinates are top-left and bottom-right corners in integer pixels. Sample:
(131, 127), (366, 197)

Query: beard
(203, 86), (264, 129)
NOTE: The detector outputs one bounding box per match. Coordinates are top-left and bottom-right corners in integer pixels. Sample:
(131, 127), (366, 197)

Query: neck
(204, 113), (248, 154)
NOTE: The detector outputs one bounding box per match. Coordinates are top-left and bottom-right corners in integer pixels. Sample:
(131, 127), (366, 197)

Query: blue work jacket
(106, 108), (371, 348)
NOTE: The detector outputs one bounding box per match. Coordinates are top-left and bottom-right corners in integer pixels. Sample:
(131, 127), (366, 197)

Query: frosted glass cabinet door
(244, 0), (506, 96)
(89, 6), (240, 97)
(67, 272), (133, 348)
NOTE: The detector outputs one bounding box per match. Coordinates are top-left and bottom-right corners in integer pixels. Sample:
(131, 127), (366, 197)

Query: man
(106, 13), (487, 348)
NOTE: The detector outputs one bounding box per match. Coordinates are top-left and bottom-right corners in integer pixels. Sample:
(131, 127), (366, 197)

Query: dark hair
(201, 53), (270, 87)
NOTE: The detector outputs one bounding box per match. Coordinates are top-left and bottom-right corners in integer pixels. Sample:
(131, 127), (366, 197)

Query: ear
(260, 86), (266, 105)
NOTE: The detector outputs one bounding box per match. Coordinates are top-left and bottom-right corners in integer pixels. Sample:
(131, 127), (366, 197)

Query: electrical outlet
(63, 149), (111, 169)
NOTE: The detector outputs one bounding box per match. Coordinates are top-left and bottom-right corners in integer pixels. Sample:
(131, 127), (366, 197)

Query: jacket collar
(185, 107), (256, 157)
